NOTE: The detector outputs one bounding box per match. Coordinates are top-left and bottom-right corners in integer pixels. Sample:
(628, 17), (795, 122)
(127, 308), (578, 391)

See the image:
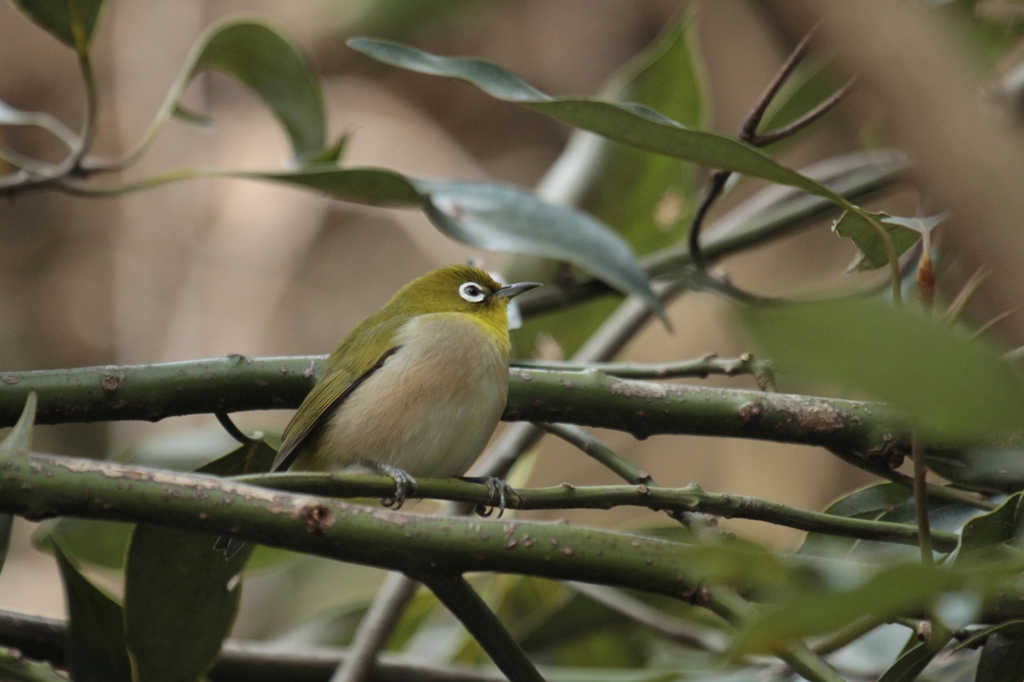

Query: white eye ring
(459, 281), (486, 303)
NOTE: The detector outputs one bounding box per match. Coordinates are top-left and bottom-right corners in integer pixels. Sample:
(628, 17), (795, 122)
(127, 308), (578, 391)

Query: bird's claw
(378, 464), (418, 510)
(463, 476), (518, 518)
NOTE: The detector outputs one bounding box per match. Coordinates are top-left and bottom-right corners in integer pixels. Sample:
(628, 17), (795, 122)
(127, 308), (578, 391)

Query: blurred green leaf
(346, 38), (855, 207)
(150, 19), (326, 161)
(798, 483), (912, 557)
(0, 646), (67, 682)
(832, 210), (927, 273)
(977, 627), (1024, 682)
(54, 544), (131, 682)
(732, 564), (958, 654)
(927, 446), (1024, 493)
(740, 298), (1024, 440)
(954, 620), (1024, 652)
(8, 0), (106, 53)
(124, 526), (251, 682)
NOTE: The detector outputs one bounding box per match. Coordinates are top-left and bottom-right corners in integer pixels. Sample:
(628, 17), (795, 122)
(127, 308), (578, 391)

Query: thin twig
(215, 412), (259, 446)
(969, 309), (1017, 340)
(535, 423), (651, 485)
(753, 78), (857, 146)
(944, 267), (989, 328)
(422, 576), (546, 682)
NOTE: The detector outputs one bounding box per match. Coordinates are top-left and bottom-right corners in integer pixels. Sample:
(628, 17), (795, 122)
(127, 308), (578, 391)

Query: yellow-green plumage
(271, 265), (533, 479)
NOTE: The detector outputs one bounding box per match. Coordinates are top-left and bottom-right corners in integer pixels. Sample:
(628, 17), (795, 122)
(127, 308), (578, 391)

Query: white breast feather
(317, 312), (509, 477)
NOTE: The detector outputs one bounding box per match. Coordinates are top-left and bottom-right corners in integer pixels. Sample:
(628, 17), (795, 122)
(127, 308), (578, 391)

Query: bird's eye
(459, 282), (486, 303)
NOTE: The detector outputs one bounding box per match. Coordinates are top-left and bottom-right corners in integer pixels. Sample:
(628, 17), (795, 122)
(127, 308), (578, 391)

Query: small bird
(217, 265), (539, 557)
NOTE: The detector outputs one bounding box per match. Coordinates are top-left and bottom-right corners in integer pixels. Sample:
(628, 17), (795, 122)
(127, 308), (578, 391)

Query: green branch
(243, 473), (959, 552)
(0, 450), (722, 605)
(0, 356), (912, 464)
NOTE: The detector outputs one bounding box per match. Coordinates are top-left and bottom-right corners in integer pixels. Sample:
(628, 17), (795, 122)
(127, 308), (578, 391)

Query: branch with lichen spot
(0, 449), (736, 612)
(0, 356), (912, 466)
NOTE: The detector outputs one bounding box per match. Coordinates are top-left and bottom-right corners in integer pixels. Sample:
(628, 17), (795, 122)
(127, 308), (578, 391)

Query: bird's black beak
(495, 282), (541, 299)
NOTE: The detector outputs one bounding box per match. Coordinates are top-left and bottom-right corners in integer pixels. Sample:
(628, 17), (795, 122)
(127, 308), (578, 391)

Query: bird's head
(391, 265), (540, 332)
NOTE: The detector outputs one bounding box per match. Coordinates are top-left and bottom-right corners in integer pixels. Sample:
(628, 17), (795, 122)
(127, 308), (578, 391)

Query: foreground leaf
(955, 493), (1023, 565)
(740, 299), (1024, 441)
(731, 564), (958, 654)
(877, 633), (952, 682)
(8, 0), (106, 53)
(122, 438), (271, 682)
(347, 38), (855, 207)
(977, 626), (1024, 682)
(54, 545), (131, 682)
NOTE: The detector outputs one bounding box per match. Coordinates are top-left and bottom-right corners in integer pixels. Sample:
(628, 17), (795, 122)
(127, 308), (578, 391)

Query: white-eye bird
(217, 265), (539, 557)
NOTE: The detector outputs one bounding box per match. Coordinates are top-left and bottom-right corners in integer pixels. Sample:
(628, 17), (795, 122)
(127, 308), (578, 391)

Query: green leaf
(832, 210), (925, 273)
(154, 19), (326, 161)
(877, 634), (952, 682)
(124, 526), (250, 682)
(977, 628), (1024, 682)
(34, 519), (134, 570)
(739, 298), (1024, 440)
(54, 544), (132, 682)
(8, 0), (107, 53)
(798, 483), (912, 557)
(346, 37), (853, 207)
(954, 620), (1024, 652)
(955, 493), (1023, 564)
(248, 168), (661, 313)
(0, 646), (67, 682)
(420, 180), (662, 317)
(731, 564), (958, 654)
(122, 438), (272, 682)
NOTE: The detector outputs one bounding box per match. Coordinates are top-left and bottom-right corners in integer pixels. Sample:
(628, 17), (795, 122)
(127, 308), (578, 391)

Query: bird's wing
(271, 315), (406, 473)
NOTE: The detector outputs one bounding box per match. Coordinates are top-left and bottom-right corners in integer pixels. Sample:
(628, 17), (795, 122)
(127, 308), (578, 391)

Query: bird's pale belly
(292, 313), (509, 477)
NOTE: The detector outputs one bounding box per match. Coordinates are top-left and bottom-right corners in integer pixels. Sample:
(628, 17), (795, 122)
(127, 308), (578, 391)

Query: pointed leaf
(798, 483), (912, 557)
(832, 210), (923, 273)
(977, 628), (1024, 682)
(34, 519), (134, 570)
(54, 545), (131, 682)
(122, 438), (271, 682)
(124, 526), (251, 682)
(877, 634), (952, 682)
(151, 19), (326, 160)
(955, 493), (1023, 565)
(247, 169), (661, 313)
(8, 0), (107, 53)
(739, 299), (1024, 440)
(346, 38), (855, 207)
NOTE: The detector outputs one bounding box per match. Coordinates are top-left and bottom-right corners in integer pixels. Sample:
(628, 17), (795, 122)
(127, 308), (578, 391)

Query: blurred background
(0, 0), (1020, 644)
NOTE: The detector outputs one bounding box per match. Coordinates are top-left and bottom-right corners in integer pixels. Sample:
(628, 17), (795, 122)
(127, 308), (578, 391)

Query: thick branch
(0, 450), (717, 604)
(0, 358), (912, 464)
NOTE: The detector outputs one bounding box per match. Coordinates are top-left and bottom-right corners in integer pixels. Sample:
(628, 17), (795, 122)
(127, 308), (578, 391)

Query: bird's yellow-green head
(383, 265), (539, 340)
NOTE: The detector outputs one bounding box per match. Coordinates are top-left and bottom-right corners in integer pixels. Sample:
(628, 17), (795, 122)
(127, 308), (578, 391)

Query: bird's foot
(461, 476), (519, 518)
(377, 464), (418, 510)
